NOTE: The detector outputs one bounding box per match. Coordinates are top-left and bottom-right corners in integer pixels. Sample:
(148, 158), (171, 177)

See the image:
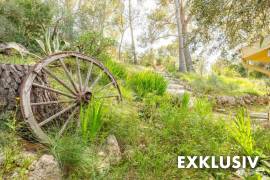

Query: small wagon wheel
(20, 51), (122, 143)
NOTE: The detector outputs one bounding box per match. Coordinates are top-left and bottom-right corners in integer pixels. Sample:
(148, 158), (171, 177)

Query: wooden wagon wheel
(20, 51), (122, 143)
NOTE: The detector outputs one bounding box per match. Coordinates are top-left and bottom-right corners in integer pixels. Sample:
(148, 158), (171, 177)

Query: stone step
(167, 88), (187, 96)
(168, 84), (185, 89)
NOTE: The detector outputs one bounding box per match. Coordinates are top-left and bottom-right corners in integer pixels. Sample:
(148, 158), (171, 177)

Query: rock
(221, 96), (236, 106)
(97, 135), (122, 174)
(28, 154), (61, 180)
(214, 93), (270, 108)
(105, 135), (122, 164)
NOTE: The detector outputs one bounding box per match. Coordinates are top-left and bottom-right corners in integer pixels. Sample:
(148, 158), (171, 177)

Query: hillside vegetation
(0, 55), (269, 179)
(0, 0), (270, 179)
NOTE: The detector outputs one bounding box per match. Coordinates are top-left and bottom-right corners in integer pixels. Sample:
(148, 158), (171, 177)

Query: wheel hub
(77, 91), (92, 104)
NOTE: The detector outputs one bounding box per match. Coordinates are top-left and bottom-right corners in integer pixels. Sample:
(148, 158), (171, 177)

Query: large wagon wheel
(20, 52), (122, 143)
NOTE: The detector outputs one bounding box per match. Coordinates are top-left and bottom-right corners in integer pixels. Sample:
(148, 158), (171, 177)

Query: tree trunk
(180, 3), (194, 72)
(0, 64), (60, 121)
(128, 0), (138, 64)
(174, 0), (187, 72)
(184, 46), (193, 71)
(182, 23), (194, 72)
(118, 32), (125, 61)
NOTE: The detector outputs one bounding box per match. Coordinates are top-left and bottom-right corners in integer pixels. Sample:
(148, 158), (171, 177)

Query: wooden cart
(10, 51), (122, 143)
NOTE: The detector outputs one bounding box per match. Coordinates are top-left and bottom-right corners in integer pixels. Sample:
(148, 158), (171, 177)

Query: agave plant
(36, 29), (70, 55)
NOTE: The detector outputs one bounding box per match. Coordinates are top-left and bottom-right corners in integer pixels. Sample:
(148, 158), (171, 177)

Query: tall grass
(181, 92), (190, 110)
(49, 133), (96, 177)
(105, 60), (127, 80)
(128, 71), (167, 97)
(80, 101), (103, 142)
(194, 98), (213, 120)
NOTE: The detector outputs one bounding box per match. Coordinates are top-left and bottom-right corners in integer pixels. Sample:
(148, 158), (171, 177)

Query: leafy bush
(0, 0), (54, 50)
(128, 71), (167, 97)
(80, 101), (103, 142)
(74, 31), (115, 61)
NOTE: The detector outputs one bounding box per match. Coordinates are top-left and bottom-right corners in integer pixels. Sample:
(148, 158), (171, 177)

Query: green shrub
(128, 71), (167, 97)
(0, 0), (54, 51)
(105, 60), (127, 80)
(80, 101), (103, 142)
(74, 31), (115, 61)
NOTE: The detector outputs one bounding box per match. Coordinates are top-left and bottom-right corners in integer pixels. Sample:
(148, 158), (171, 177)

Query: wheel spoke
(83, 62), (93, 92)
(93, 82), (114, 94)
(59, 59), (79, 93)
(58, 107), (79, 136)
(76, 57), (83, 92)
(39, 103), (78, 127)
(89, 72), (103, 90)
(43, 68), (77, 96)
(32, 83), (76, 99)
(31, 100), (74, 106)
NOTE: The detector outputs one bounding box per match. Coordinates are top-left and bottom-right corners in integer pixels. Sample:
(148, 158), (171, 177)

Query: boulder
(97, 135), (122, 173)
(28, 154), (61, 180)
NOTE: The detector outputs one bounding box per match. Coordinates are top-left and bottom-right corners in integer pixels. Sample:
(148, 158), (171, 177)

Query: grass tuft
(128, 71), (167, 98)
(80, 101), (103, 143)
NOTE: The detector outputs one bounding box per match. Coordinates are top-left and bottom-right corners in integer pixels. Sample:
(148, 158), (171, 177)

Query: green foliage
(139, 51), (156, 67)
(180, 73), (267, 96)
(74, 31), (115, 61)
(181, 92), (190, 110)
(49, 133), (96, 177)
(228, 108), (255, 155)
(80, 101), (103, 142)
(0, 112), (35, 178)
(254, 129), (270, 155)
(213, 60), (243, 77)
(190, 0), (270, 48)
(128, 71), (167, 97)
(105, 60), (127, 80)
(194, 98), (213, 120)
(106, 94), (233, 179)
(0, 145), (34, 178)
(0, 0), (54, 50)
